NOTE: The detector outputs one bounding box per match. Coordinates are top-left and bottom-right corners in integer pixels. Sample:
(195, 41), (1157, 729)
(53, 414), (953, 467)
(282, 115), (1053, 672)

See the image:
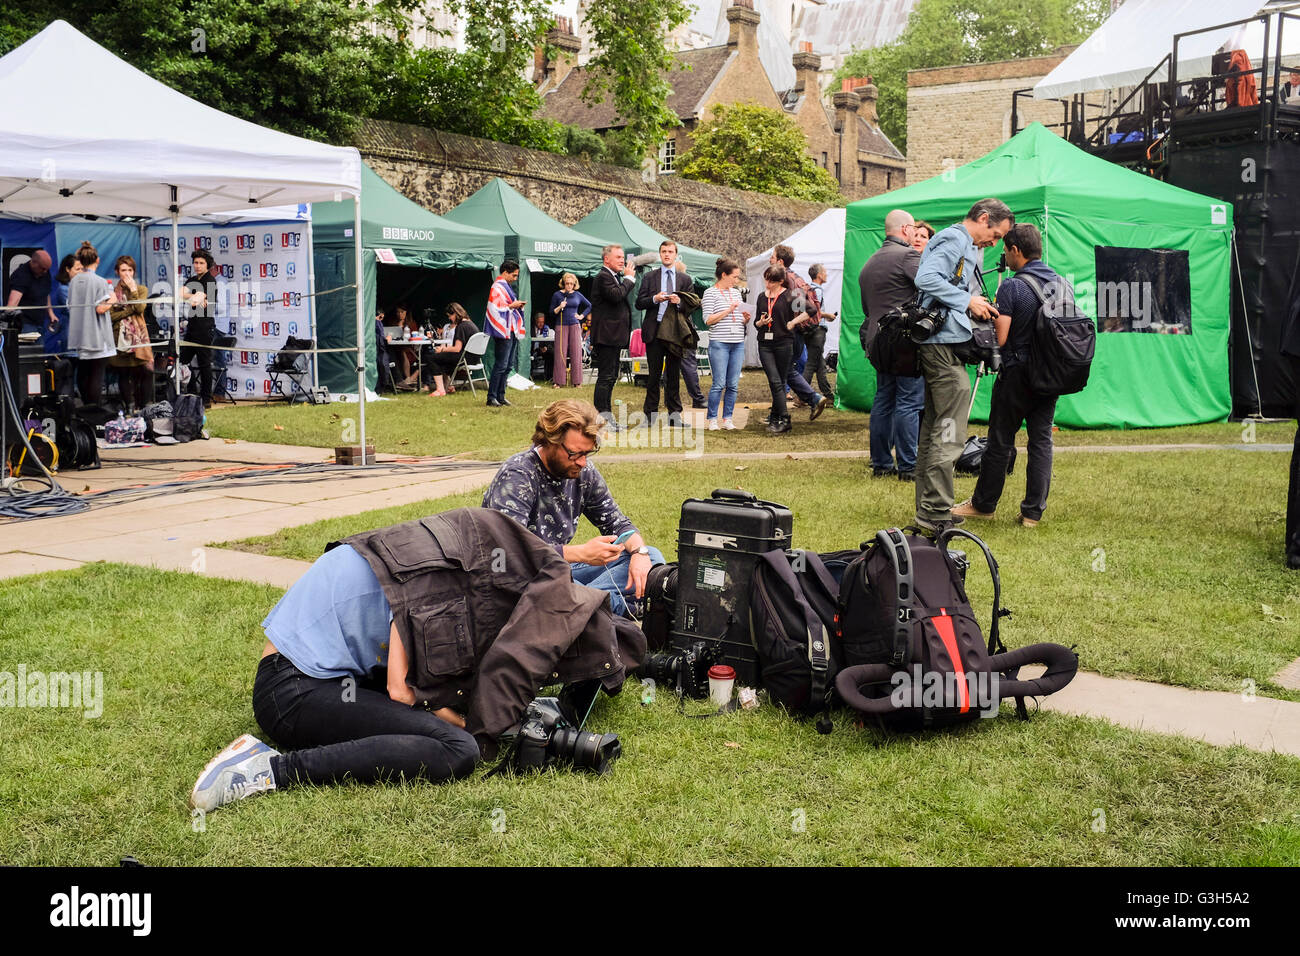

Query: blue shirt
(262, 544), (393, 680)
(45, 280), (71, 355)
(549, 290), (591, 327)
(656, 267), (674, 321)
(914, 223), (985, 344)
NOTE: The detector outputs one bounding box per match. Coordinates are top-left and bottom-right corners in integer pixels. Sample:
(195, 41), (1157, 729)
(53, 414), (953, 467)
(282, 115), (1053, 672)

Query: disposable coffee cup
(708, 665), (736, 710)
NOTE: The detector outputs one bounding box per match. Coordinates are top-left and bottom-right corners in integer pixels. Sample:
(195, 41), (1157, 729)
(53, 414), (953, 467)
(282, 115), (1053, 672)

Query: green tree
(837, 0), (1109, 152)
(677, 104), (843, 204)
(580, 0), (693, 161)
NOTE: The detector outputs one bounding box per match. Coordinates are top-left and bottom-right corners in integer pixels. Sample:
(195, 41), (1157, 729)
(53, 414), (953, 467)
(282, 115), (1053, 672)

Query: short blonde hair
(559, 272), (578, 288)
(532, 399), (603, 448)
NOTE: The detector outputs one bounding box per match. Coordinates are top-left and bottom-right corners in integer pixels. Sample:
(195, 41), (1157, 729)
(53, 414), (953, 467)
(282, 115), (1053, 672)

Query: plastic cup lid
(708, 665), (736, 680)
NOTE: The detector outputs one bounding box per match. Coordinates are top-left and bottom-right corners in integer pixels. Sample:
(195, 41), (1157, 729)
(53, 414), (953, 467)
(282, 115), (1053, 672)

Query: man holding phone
(482, 399), (665, 617)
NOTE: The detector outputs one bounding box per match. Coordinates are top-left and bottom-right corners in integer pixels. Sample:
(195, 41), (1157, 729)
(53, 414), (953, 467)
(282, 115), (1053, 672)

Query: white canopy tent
(1035, 1), (1300, 100)
(0, 22), (369, 452)
(743, 208), (846, 367)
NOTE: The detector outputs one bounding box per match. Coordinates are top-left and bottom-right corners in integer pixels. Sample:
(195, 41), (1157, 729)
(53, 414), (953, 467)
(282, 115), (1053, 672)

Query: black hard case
(670, 489), (794, 684)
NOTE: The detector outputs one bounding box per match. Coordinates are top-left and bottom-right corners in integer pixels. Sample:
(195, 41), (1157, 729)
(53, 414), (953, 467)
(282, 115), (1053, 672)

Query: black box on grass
(670, 489), (792, 685)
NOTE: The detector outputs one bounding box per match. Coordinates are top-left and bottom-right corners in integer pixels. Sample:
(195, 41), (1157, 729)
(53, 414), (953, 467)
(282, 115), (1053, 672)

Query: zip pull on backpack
(835, 528), (1078, 730)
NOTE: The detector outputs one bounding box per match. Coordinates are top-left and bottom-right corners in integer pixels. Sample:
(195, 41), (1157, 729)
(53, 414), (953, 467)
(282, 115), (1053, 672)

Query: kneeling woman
(755, 263), (797, 435)
(189, 543), (479, 813)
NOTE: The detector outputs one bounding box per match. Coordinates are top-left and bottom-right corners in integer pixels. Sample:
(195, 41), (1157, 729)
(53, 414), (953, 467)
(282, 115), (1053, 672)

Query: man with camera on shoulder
(911, 198), (1013, 534)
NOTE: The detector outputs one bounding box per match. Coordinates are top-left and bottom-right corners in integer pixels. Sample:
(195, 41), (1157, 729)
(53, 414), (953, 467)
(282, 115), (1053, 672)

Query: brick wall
(906, 50), (1074, 183)
(353, 118), (833, 262)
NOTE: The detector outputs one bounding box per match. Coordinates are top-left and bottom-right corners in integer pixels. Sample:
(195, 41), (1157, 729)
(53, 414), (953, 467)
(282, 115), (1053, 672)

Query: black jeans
(252, 653), (480, 788)
(759, 340), (793, 420)
(802, 327), (833, 395)
(592, 344), (621, 414)
(971, 363), (1058, 521)
(643, 337), (682, 417)
(180, 319), (216, 403)
(1286, 356), (1300, 565)
(76, 356), (108, 405)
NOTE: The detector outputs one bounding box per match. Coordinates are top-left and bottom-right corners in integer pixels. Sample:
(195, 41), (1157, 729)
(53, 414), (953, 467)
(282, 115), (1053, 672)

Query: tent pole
(304, 206), (319, 389)
(354, 195), (367, 463)
(171, 191), (181, 396)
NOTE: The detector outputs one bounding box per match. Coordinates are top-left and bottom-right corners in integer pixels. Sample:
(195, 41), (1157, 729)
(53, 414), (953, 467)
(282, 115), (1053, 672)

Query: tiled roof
(538, 45), (735, 130)
(858, 117), (904, 160)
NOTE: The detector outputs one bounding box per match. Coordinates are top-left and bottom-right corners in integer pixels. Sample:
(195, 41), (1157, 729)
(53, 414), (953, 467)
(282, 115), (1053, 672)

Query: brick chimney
(537, 16), (582, 91)
(857, 76), (880, 127)
(832, 87), (861, 183)
(792, 45), (821, 95)
(727, 1), (760, 57)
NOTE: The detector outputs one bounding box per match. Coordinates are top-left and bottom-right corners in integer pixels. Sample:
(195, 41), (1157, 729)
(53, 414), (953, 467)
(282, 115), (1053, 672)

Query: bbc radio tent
(840, 123), (1234, 428)
(311, 164), (504, 393)
(443, 178), (607, 372)
(744, 208), (846, 369)
(575, 198), (721, 285)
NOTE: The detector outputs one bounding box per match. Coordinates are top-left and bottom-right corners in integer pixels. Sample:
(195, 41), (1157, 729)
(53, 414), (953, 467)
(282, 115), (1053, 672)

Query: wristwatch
(635, 546), (650, 557)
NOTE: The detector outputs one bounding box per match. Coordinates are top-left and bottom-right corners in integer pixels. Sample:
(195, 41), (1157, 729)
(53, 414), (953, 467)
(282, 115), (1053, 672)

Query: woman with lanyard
(549, 272), (590, 387)
(701, 257), (749, 430)
(755, 263), (798, 435)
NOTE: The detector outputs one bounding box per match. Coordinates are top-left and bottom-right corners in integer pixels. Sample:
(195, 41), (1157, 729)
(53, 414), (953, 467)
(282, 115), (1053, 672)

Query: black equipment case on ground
(670, 489), (793, 684)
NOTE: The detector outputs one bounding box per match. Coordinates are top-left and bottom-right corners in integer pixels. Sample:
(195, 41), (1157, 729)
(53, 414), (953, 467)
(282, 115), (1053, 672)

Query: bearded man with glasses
(482, 399), (665, 617)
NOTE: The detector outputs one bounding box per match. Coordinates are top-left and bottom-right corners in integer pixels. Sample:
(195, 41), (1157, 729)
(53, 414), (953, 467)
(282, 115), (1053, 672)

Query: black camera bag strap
(875, 529), (914, 666)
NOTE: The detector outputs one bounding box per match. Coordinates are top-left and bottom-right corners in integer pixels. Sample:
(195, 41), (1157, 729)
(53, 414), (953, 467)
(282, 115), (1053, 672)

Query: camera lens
(551, 726), (622, 774)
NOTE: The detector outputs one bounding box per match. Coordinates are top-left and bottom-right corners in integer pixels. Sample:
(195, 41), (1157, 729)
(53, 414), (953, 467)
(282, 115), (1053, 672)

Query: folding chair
(453, 332), (490, 396)
(210, 333), (238, 405)
(266, 336), (316, 404)
(695, 330), (710, 377)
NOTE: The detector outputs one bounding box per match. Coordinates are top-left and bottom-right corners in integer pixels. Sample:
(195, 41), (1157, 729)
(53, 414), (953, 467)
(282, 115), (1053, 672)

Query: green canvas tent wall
(840, 123), (1234, 428)
(312, 164), (504, 392)
(443, 178), (609, 375)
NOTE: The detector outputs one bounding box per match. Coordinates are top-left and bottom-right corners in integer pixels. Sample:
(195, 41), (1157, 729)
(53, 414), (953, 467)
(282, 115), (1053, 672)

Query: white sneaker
(722, 419), (735, 430)
(190, 734), (279, 812)
(707, 418), (719, 431)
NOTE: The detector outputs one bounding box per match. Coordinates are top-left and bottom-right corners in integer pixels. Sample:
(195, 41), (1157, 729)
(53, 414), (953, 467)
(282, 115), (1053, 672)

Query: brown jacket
(337, 507), (646, 756)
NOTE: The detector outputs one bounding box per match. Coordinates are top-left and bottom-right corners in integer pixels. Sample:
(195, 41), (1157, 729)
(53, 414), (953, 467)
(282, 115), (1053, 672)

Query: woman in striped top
(701, 257), (749, 430)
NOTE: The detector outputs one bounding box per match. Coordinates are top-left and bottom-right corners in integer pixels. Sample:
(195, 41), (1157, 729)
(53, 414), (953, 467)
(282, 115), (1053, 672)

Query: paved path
(3, 436), (1298, 760)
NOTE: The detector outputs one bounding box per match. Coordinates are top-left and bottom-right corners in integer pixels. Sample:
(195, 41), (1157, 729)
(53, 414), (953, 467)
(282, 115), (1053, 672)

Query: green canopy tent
(575, 198), (721, 284)
(443, 178), (609, 377)
(840, 123), (1234, 428)
(312, 163), (504, 392)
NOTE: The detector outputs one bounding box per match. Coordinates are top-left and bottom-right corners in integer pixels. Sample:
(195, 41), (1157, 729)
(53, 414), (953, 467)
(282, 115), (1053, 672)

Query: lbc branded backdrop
(144, 220), (312, 399)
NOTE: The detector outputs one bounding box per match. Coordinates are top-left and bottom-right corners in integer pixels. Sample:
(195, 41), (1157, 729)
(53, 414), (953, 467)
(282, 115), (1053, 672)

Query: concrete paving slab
(1273, 657), (1300, 691)
(199, 549), (311, 589)
(1021, 664), (1300, 756)
(0, 552), (85, 578)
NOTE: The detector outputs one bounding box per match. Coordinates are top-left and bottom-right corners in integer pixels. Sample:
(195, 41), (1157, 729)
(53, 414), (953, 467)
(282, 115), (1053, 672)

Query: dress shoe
(1017, 513), (1040, 528)
(809, 395), (830, 421)
(896, 470), (915, 482)
(871, 466), (897, 478)
(953, 499), (995, 520)
(486, 399), (502, 407)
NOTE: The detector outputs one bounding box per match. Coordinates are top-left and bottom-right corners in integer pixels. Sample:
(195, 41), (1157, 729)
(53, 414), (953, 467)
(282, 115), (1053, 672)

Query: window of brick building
(834, 162), (840, 180)
(821, 151), (828, 168)
(658, 138), (676, 175)
(860, 166), (868, 185)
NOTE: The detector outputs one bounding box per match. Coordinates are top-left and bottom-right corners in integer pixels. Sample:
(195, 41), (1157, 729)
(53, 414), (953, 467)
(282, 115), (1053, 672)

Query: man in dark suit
(636, 240), (693, 425)
(589, 244), (636, 431)
(858, 209), (924, 480)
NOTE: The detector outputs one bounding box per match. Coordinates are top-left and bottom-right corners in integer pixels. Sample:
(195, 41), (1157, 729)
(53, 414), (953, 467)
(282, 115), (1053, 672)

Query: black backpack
(748, 549), (839, 733)
(955, 435), (1016, 476)
(1016, 272), (1095, 396)
(171, 393), (205, 443)
(835, 528), (1078, 730)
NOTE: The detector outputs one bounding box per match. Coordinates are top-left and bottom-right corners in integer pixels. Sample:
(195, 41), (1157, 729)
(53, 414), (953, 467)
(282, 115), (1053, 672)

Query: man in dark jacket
(858, 209), (923, 479)
(189, 506), (645, 814)
(636, 240), (695, 425)
(1283, 277), (1300, 569)
(589, 244), (636, 430)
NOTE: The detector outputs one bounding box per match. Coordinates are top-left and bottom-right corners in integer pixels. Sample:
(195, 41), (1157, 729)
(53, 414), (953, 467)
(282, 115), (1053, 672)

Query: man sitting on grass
(482, 399), (665, 618)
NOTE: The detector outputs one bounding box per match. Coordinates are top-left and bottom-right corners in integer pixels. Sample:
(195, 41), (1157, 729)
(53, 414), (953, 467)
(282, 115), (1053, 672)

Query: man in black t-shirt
(180, 249), (220, 407)
(6, 251), (55, 334)
(953, 223), (1060, 528)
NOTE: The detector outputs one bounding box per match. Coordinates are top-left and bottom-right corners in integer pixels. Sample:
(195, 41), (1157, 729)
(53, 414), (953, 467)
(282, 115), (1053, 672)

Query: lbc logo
(262, 322), (281, 337)
(281, 232), (301, 248)
(178, 265), (192, 280)
(193, 235), (211, 249)
(263, 380), (274, 394)
(236, 234), (256, 251)
(240, 351), (260, 366)
(259, 263), (278, 279)
(282, 292), (302, 308)
(152, 237), (170, 252)
(217, 264), (234, 278)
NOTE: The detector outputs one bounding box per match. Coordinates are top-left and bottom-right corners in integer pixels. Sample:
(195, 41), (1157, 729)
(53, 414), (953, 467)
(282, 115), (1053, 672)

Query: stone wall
(353, 118), (832, 263)
(906, 49), (1075, 183)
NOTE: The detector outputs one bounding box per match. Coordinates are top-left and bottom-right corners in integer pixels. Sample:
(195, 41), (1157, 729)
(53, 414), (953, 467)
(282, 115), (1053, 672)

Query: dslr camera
(638, 638), (721, 700)
(510, 697), (622, 775)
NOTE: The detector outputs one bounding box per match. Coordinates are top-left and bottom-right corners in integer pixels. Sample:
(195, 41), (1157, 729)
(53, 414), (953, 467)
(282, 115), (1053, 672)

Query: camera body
(638, 638), (722, 699)
(511, 697), (622, 775)
(737, 285), (750, 302)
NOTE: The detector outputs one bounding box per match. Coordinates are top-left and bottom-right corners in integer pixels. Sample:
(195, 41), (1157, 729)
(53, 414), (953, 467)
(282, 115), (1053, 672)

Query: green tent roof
(312, 163), (502, 270)
(442, 178), (608, 277)
(575, 198), (721, 283)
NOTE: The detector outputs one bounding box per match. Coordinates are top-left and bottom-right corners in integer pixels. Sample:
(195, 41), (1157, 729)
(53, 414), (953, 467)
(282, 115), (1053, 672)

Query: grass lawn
(2, 563), (1298, 866)
(227, 453), (1300, 700)
(203, 374), (1297, 461)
